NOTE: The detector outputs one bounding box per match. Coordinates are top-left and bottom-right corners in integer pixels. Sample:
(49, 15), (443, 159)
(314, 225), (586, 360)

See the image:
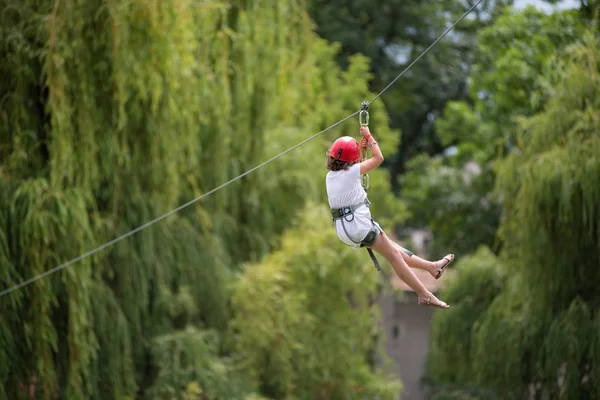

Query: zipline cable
(0, 112), (359, 298)
(0, 0), (483, 298)
(368, 0), (484, 106)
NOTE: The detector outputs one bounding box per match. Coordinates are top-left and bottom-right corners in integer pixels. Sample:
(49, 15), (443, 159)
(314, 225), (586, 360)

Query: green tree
(0, 0), (400, 398)
(307, 0), (514, 184)
(422, 246), (505, 398)
(426, 28), (600, 398)
(230, 204), (402, 400)
(146, 327), (265, 400)
(398, 7), (584, 256)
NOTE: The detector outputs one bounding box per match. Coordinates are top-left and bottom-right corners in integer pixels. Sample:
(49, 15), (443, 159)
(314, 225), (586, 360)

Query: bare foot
(417, 291), (450, 309)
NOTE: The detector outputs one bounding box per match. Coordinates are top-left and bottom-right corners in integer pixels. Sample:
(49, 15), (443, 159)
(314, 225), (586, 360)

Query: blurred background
(1, 0), (599, 399)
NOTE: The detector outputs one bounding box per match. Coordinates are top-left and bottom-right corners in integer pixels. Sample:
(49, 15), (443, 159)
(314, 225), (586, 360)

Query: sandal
(418, 292), (450, 309)
(433, 254), (454, 280)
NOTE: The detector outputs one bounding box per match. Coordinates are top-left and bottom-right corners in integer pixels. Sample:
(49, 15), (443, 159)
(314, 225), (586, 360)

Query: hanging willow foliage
(484, 31), (600, 398)
(424, 246), (506, 389)
(426, 30), (600, 399)
(1, 0), (398, 398)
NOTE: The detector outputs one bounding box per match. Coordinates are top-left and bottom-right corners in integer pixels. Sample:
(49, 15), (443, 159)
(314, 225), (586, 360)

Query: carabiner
(361, 143), (370, 190)
(362, 174), (370, 191)
(359, 100), (370, 127)
(359, 110), (369, 127)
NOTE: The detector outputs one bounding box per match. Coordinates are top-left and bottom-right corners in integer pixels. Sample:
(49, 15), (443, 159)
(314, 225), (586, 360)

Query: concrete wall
(379, 291), (435, 400)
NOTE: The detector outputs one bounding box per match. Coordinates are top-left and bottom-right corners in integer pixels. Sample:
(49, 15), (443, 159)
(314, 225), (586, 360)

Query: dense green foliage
(0, 0), (401, 398)
(3, 0), (600, 399)
(425, 6), (600, 399)
(307, 0), (513, 182)
(425, 247), (506, 387)
(231, 205), (402, 399)
(399, 7), (585, 256)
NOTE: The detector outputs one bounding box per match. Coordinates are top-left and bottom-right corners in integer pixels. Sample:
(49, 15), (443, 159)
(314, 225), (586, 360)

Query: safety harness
(329, 101), (382, 271)
(330, 198), (382, 271)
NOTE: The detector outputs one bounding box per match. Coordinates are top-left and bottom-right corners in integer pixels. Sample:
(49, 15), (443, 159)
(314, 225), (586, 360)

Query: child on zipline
(325, 125), (453, 309)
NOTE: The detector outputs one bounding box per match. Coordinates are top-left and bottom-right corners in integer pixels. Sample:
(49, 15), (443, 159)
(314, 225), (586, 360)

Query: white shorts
(334, 214), (414, 257)
(334, 207), (382, 249)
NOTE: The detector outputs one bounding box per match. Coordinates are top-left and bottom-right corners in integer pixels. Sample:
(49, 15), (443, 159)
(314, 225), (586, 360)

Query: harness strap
(367, 248), (382, 271)
(338, 215), (365, 245)
(331, 198), (382, 272)
(330, 199), (370, 219)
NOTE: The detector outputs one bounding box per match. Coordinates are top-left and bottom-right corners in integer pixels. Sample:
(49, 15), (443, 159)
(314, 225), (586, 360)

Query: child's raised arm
(359, 126), (384, 175)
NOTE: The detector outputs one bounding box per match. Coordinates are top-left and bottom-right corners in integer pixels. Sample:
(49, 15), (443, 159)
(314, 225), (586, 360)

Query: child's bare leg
(399, 249), (435, 271)
(386, 234), (454, 278)
(370, 233), (449, 308)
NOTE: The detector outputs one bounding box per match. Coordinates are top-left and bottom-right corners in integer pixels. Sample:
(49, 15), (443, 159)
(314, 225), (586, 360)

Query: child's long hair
(326, 156), (356, 171)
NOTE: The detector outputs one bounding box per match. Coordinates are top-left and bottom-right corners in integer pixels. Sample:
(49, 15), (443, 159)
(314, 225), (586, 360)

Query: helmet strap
(337, 148), (343, 159)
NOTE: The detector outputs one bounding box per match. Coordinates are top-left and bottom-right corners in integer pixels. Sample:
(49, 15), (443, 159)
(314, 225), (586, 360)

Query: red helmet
(327, 136), (360, 163)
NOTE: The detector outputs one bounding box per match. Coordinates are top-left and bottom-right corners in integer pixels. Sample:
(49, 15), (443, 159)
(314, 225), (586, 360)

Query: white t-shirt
(326, 164), (374, 248)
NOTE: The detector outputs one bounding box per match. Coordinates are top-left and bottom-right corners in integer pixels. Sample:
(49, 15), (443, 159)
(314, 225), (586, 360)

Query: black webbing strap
(367, 248), (381, 272)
